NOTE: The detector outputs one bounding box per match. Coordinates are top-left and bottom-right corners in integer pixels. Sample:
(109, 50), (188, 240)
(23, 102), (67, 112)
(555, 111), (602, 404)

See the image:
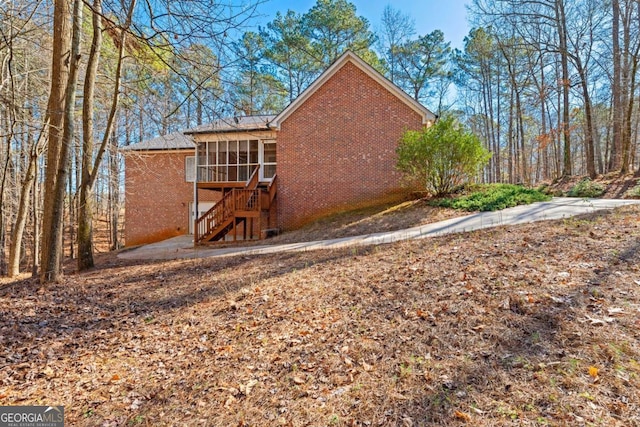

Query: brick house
(123, 51), (435, 246)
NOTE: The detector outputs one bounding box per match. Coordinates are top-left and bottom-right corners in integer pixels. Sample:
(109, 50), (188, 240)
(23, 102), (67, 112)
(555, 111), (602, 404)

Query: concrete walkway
(118, 197), (640, 261)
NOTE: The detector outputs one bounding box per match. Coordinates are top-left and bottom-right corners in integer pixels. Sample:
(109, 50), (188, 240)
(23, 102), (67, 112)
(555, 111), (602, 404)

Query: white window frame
(185, 155), (196, 182)
(259, 140), (277, 181)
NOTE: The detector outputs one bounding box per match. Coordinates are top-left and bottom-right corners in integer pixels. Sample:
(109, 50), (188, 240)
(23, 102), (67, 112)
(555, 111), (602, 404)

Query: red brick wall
(276, 61), (424, 230)
(124, 150), (219, 246)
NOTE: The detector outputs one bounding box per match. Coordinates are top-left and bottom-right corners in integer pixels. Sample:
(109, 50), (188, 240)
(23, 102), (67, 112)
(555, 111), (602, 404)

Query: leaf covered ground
(2, 206), (640, 426)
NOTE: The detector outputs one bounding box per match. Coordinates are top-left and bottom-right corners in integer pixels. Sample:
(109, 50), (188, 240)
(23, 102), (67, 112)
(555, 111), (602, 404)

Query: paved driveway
(118, 197), (640, 261)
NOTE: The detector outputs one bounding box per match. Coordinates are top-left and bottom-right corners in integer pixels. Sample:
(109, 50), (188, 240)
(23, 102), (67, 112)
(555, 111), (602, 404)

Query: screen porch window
(197, 140), (260, 182)
(262, 141), (276, 179)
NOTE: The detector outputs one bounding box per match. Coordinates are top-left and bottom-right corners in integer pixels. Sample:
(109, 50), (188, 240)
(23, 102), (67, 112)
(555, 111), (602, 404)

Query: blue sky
(252, 0), (471, 49)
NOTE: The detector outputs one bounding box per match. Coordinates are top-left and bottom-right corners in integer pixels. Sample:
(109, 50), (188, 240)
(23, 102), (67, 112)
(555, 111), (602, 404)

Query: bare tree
(77, 0), (135, 271)
(377, 5), (415, 83)
(39, 0), (72, 283)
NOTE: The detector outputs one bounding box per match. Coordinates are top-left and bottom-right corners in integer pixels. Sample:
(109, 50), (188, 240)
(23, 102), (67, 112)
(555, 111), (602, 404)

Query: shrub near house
(396, 115), (490, 196)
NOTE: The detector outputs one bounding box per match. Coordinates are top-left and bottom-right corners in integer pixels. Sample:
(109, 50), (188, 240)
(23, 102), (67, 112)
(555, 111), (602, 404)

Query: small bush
(396, 115), (491, 197)
(431, 184), (551, 212)
(624, 184), (640, 199)
(568, 179), (605, 198)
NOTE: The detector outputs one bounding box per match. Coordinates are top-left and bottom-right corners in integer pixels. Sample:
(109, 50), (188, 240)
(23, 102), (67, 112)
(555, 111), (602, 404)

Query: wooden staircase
(194, 166), (277, 245)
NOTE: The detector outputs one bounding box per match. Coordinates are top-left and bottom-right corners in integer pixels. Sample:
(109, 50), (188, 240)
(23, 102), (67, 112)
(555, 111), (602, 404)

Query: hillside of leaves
(1, 204), (640, 426)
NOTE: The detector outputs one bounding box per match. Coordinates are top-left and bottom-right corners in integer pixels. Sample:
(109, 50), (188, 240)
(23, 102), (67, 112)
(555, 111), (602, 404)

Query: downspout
(193, 141), (198, 241)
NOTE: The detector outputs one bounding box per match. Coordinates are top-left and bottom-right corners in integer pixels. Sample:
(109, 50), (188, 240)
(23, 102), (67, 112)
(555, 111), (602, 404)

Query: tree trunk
(621, 12), (640, 174)
(109, 131), (122, 250)
(32, 154), (40, 277)
(610, 0), (622, 171)
(539, 65), (549, 180)
(78, 0), (135, 271)
(40, 0), (72, 283)
(556, 0), (572, 176)
(576, 59), (597, 178)
(508, 88), (515, 183)
(8, 125), (45, 277)
(77, 0), (103, 271)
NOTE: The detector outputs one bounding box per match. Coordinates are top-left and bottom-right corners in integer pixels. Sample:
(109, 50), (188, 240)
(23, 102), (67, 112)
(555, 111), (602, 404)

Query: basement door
(188, 202), (216, 234)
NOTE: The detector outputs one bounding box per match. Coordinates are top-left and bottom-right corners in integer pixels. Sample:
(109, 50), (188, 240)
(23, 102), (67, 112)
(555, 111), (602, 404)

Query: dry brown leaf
(224, 395), (236, 409)
(607, 307), (624, 316)
(293, 376), (306, 384)
(402, 415), (414, 427)
(239, 379), (258, 395)
(454, 410), (471, 422)
(42, 366), (55, 378)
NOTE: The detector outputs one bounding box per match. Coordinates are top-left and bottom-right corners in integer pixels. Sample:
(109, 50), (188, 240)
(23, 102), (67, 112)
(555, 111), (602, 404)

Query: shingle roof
(122, 132), (195, 151)
(184, 115), (276, 134)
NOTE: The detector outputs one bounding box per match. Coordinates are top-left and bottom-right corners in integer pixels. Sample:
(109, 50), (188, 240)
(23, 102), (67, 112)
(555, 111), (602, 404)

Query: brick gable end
(276, 61), (424, 229)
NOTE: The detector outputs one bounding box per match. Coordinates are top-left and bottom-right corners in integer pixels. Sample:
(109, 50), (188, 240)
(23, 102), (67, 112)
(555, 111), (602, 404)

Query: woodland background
(1, 0), (639, 281)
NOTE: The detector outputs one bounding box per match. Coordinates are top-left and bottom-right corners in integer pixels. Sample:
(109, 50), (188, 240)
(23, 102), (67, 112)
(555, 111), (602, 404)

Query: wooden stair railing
(268, 174), (277, 205)
(245, 164), (260, 191)
(194, 166), (262, 244)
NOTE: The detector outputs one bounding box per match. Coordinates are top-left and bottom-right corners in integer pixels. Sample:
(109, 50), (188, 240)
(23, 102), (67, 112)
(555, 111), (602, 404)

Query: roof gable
(269, 51), (436, 129)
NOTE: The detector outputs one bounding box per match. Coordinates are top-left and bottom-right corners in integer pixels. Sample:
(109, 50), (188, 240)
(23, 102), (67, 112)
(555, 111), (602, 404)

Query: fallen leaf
(292, 376), (305, 385)
(607, 307), (624, 316)
(361, 361), (373, 372)
(391, 392), (408, 400)
(224, 395), (236, 409)
(454, 410), (471, 422)
(402, 415), (414, 427)
(239, 379), (258, 395)
(584, 315), (615, 325)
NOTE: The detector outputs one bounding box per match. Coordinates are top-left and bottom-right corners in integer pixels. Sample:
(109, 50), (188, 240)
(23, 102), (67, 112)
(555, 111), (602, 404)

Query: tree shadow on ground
(0, 247), (367, 367)
(360, 211), (640, 425)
